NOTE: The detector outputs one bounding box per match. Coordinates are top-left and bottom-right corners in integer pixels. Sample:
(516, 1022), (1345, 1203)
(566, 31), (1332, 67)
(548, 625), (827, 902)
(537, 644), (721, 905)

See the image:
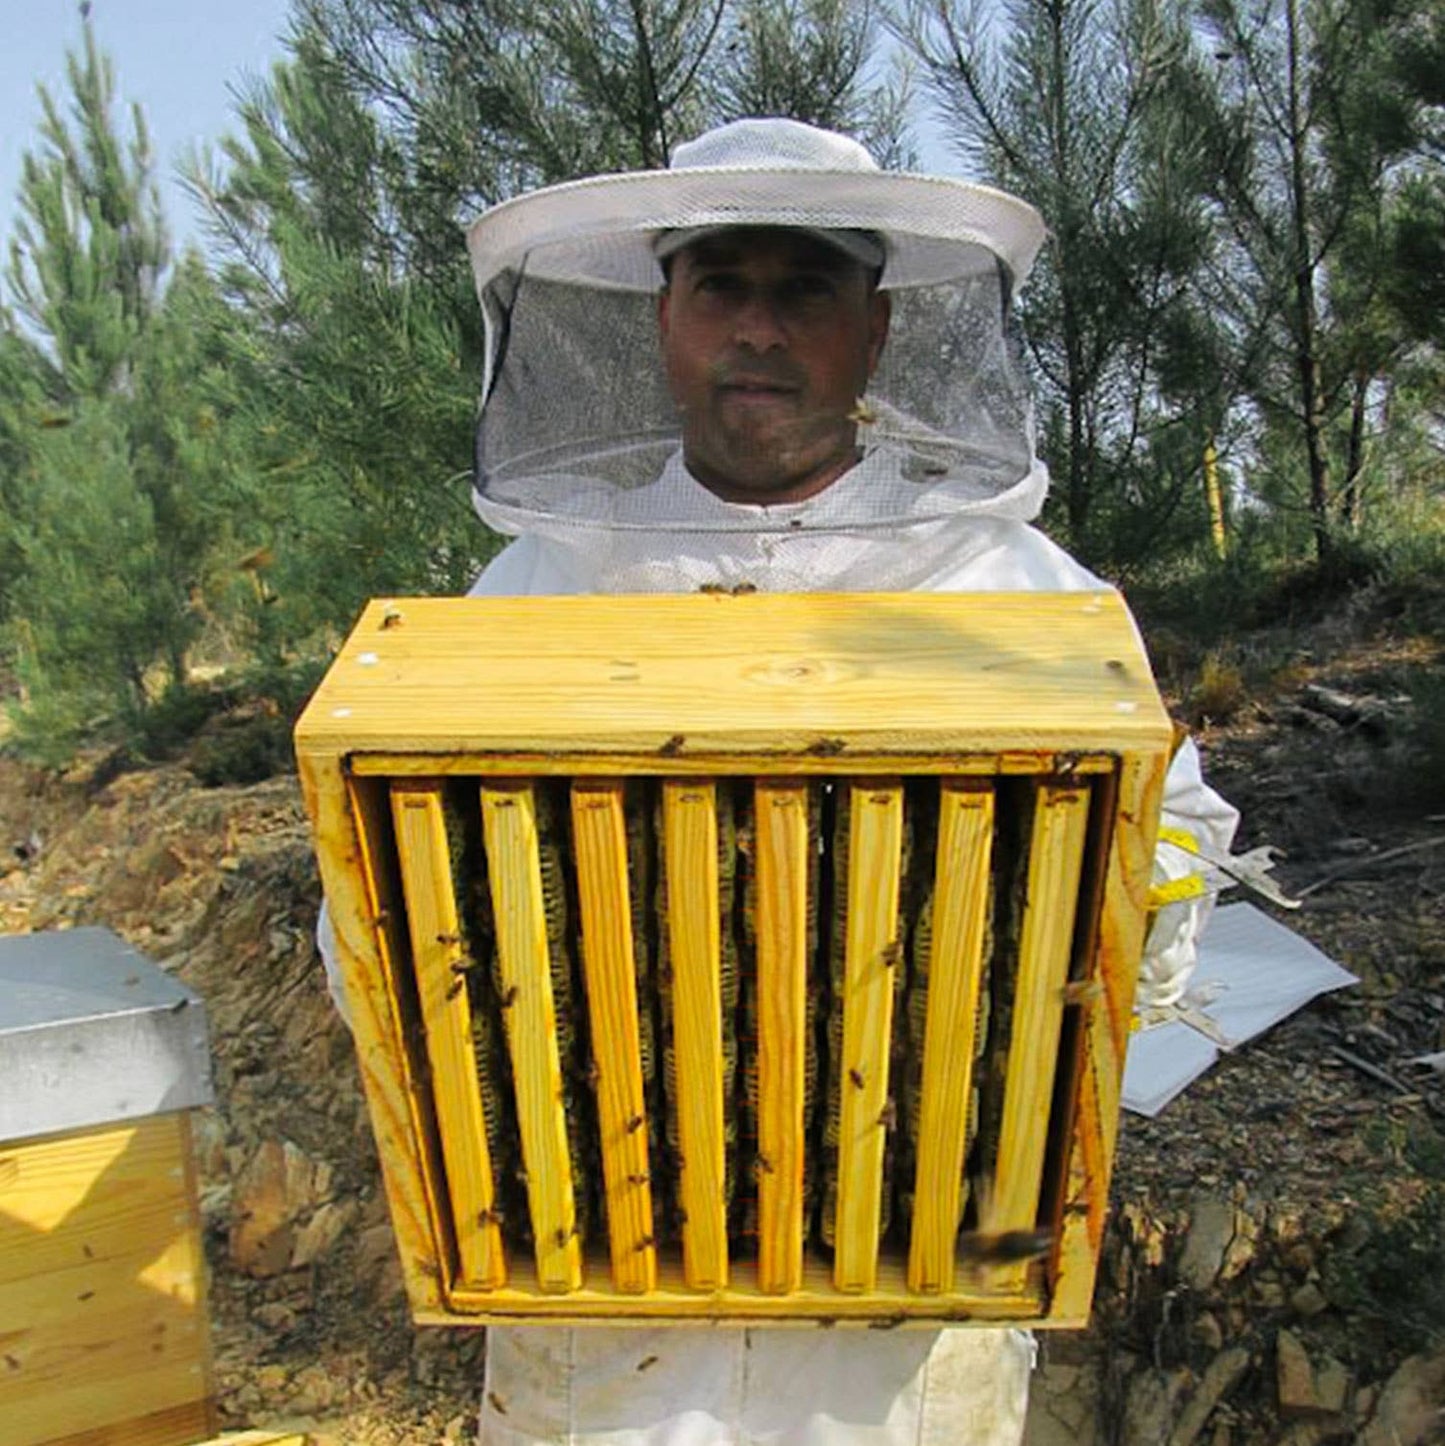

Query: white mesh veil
(465, 120), (1051, 580)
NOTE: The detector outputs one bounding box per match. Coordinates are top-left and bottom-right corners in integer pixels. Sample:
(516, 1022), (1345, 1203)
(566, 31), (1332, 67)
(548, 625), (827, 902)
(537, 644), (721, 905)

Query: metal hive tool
(297, 592), (1171, 1328)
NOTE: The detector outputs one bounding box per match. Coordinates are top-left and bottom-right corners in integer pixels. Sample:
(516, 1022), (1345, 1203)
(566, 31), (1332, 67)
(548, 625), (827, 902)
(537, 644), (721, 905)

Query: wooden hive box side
(0, 1113), (217, 1446)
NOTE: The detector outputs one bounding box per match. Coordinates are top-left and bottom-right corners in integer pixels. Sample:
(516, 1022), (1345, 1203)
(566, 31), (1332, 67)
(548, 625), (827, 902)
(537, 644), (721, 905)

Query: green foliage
(893, 0), (1226, 569)
(1323, 1125), (1445, 1356)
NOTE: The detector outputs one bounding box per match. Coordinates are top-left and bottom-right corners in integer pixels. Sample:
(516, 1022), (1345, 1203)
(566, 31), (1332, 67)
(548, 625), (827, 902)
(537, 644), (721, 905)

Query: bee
(500, 984), (519, 1010)
(626, 1113), (646, 1134)
(958, 1230), (1053, 1265)
(847, 398), (878, 425)
(477, 1205), (505, 1227)
(659, 734), (687, 756)
(1062, 978), (1103, 1007)
(627, 1172), (651, 1186)
(635, 1233), (656, 1252)
(878, 1099), (898, 1132)
(848, 1067), (866, 1090)
(487, 1391), (508, 1416)
(555, 1224), (580, 1248)
(880, 939), (903, 970)
(637, 1354), (660, 1372)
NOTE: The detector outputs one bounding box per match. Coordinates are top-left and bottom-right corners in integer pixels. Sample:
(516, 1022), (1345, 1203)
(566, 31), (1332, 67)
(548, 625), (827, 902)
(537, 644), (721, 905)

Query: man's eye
(695, 273), (742, 296)
(782, 275), (837, 302)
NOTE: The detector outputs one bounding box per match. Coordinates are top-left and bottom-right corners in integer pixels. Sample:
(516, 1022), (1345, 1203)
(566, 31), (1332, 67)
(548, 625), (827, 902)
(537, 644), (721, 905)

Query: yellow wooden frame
(296, 592), (1169, 1329)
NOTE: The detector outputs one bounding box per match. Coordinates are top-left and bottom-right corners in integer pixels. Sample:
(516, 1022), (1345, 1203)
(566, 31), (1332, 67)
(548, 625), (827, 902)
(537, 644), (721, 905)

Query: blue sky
(3, 0), (293, 257)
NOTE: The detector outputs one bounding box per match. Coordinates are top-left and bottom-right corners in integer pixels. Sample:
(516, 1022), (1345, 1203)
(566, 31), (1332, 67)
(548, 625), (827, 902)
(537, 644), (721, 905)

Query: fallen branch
(1296, 836), (1445, 900)
(1328, 1045), (1412, 1095)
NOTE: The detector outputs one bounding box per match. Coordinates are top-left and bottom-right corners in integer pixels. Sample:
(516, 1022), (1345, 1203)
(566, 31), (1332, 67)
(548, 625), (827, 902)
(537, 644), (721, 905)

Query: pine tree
(893, 0), (1220, 568)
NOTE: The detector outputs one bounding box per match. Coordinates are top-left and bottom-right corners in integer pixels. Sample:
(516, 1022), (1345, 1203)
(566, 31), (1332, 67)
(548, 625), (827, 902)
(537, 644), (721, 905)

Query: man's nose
(730, 290), (788, 352)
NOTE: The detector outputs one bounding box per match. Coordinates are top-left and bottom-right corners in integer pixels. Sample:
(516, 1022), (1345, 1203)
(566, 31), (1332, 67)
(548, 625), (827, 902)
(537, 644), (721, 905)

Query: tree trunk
(1341, 368), (1369, 529)
(1285, 0), (1333, 564)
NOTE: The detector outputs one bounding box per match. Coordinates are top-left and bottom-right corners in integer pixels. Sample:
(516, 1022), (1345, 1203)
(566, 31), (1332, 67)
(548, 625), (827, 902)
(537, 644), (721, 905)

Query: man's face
(657, 228), (890, 504)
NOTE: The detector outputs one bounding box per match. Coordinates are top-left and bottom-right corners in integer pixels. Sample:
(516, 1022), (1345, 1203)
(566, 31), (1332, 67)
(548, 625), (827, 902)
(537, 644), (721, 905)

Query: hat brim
(466, 167), (1046, 295)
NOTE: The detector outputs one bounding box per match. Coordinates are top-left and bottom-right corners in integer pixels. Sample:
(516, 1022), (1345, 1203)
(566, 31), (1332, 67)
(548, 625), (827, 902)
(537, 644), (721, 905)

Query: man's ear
(866, 288), (890, 376)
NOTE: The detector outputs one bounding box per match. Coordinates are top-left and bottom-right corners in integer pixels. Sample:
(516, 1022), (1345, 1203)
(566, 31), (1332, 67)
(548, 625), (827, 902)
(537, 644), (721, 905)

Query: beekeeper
(324, 116), (1238, 1444)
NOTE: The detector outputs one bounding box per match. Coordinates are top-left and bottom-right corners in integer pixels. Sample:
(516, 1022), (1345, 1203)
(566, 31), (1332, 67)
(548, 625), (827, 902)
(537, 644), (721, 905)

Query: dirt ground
(2, 589), (1442, 1445)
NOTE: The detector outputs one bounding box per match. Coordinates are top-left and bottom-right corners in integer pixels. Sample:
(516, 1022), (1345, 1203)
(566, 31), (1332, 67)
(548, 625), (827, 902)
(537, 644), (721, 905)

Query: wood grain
(661, 781), (728, 1290)
(832, 782), (904, 1293)
(908, 782), (995, 1294)
(297, 593), (1170, 759)
(569, 782), (657, 1294)
(753, 780), (811, 1294)
(0, 1114), (215, 1446)
(987, 783), (1092, 1294)
(390, 783), (506, 1289)
(480, 783), (583, 1292)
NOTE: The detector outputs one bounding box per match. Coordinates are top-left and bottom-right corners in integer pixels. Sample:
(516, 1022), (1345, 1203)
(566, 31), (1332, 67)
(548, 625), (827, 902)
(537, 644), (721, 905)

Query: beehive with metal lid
(295, 591), (1169, 1327)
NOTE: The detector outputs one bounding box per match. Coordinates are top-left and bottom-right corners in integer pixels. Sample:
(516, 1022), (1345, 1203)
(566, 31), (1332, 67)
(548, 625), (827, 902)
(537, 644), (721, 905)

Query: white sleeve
(316, 900), (352, 1029)
(1136, 736), (1240, 1013)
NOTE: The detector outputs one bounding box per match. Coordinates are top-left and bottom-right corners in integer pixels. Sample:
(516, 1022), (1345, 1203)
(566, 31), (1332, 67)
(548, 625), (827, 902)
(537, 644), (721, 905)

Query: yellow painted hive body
(295, 592), (1172, 1328)
(0, 1114), (216, 1446)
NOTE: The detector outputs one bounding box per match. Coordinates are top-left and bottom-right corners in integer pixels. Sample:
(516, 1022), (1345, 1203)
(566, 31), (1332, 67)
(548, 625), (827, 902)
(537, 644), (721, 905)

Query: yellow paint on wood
(390, 783), (505, 1289)
(349, 752), (1120, 780)
(480, 783), (583, 1292)
(191, 1434), (311, 1446)
(661, 780), (728, 1290)
(294, 759), (449, 1316)
(832, 782), (904, 1293)
(753, 780), (811, 1295)
(1050, 753), (1165, 1322)
(988, 783), (1092, 1293)
(908, 782), (995, 1294)
(0, 1114), (215, 1446)
(436, 1249), (1043, 1323)
(297, 593), (1172, 760)
(569, 782), (657, 1294)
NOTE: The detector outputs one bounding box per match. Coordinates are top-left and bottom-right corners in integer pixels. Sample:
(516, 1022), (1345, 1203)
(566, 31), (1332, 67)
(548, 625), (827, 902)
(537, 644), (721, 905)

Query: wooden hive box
(0, 928), (217, 1446)
(296, 591), (1170, 1329)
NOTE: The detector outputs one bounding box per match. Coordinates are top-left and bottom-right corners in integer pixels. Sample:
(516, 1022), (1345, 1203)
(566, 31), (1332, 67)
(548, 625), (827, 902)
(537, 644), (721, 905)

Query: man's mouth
(718, 376), (799, 401)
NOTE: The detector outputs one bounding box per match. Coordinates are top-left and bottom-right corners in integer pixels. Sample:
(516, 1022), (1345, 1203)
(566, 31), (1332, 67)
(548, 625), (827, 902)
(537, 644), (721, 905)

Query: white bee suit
(318, 116), (1239, 1446)
(454, 451), (1237, 1446)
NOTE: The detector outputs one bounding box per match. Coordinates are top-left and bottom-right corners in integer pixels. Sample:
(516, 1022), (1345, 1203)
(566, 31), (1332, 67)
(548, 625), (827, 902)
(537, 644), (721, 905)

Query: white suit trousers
(478, 1325), (1035, 1446)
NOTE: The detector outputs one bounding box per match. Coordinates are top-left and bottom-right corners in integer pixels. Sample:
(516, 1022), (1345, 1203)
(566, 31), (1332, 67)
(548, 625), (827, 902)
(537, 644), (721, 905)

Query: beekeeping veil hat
(466, 117), (1052, 587)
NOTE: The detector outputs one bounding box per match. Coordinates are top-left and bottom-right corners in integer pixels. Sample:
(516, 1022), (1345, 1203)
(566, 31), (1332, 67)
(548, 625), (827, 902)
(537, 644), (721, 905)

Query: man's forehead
(675, 227), (865, 274)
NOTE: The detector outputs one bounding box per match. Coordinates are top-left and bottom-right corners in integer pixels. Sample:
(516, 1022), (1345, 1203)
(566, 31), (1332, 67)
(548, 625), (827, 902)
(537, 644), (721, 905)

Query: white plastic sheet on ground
(1122, 902), (1359, 1117)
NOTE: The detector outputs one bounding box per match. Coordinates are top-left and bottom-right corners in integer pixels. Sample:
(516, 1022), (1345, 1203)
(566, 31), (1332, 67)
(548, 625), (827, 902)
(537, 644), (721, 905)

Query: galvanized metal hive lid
(0, 927), (213, 1143)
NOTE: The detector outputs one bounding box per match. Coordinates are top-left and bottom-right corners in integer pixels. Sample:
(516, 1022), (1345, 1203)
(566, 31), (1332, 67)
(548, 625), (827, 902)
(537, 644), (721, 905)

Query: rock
(1314, 1357), (1349, 1416)
(229, 1139), (329, 1278)
(1289, 1282), (1329, 1318)
(1356, 1345), (1445, 1446)
(252, 1301), (299, 1333)
(1024, 1357), (1100, 1446)
(1255, 1279), (1287, 1309)
(1166, 1345), (1252, 1446)
(289, 1363), (340, 1414)
(1276, 1329), (1317, 1416)
(1121, 1367), (1193, 1446)
(1190, 1311), (1225, 1353)
(1219, 1207), (1258, 1283)
(1180, 1196), (1236, 1292)
(291, 1199), (357, 1269)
